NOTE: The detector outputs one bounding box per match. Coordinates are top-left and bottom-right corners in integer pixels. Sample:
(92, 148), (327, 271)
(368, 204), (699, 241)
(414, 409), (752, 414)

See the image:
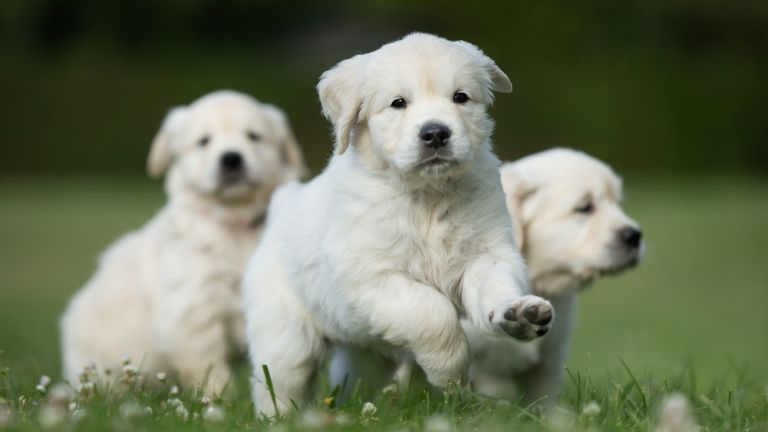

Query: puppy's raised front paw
(491, 295), (553, 341)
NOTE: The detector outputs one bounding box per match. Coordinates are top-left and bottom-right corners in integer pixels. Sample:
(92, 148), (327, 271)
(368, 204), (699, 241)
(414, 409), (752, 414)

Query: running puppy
(61, 90), (306, 394)
(243, 33), (553, 416)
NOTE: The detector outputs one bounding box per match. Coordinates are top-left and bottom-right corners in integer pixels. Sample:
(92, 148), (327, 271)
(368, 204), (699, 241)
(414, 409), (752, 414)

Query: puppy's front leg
(462, 255), (553, 340)
(362, 273), (469, 388)
(154, 306), (232, 396)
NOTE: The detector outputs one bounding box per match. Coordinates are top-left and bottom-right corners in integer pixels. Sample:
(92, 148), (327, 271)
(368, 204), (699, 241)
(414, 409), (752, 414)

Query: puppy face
(148, 91), (306, 201)
(502, 149), (643, 288)
(318, 33), (512, 179)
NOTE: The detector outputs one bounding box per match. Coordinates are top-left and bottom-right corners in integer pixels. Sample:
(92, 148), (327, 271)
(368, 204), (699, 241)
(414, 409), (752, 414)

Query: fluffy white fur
(60, 90), (306, 394)
(469, 148), (643, 404)
(329, 149), (643, 405)
(243, 33), (553, 417)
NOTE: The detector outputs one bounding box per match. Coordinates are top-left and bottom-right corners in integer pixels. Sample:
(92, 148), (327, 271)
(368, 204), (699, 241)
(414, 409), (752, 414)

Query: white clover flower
(424, 414), (452, 432)
(36, 384), (47, 394)
(200, 395), (211, 406)
(203, 405), (225, 422)
(39, 375), (51, 388)
(361, 401), (377, 417)
(155, 372), (167, 382)
(175, 405), (189, 422)
(582, 401), (602, 417)
(169, 385), (179, 396)
(68, 402), (77, 412)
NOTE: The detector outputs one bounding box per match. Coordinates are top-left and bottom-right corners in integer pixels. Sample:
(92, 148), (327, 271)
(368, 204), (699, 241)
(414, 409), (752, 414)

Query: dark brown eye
(198, 135), (210, 147)
(246, 130), (261, 142)
(453, 91), (469, 104)
(575, 201), (594, 214)
(390, 98), (407, 109)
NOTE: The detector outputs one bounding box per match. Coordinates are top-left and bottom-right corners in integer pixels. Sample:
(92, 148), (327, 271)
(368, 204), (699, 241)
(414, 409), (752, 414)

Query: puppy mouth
(415, 156), (460, 171)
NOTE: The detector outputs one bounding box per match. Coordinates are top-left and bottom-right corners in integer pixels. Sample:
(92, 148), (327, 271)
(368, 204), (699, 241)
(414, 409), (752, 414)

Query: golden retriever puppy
(60, 90), (306, 394)
(242, 33), (554, 417)
(468, 148), (643, 404)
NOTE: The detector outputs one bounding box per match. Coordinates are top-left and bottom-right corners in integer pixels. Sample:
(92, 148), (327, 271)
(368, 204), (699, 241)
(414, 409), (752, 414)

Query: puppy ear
(147, 107), (188, 178)
(499, 165), (536, 252)
(455, 40), (513, 94)
(317, 54), (367, 155)
(488, 63), (513, 93)
(262, 104), (308, 180)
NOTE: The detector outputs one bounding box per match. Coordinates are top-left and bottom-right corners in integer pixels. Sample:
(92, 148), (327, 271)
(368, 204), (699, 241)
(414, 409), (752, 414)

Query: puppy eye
(246, 130), (261, 142)
(574, 201), (594, 214)
(198, 135), (210, 147)
(390, 98), (407, 109)
(453, 91), (469, 104)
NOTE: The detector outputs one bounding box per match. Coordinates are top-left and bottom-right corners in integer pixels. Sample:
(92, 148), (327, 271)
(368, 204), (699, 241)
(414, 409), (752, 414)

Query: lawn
(1, 175), (767, 430)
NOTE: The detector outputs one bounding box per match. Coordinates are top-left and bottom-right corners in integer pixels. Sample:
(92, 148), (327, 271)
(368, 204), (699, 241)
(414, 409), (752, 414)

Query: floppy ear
(317, 54), (367, 155)
(454, 40), (513, 94)
(147, 107), (189, 178)
(499, 165), (536, 252)
(262, 104), (308, 180)
(487, 63), (513, 93)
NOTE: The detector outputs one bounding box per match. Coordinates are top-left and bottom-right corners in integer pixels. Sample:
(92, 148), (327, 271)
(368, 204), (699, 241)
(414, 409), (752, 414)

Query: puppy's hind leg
(245, 263), (325, 417)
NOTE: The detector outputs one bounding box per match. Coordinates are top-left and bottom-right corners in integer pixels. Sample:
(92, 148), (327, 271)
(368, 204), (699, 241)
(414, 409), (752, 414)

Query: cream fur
(243, 33), (553, 417)
(60, 90), (306, 395)
(330, 148), (643, 406)
(470, 148), (643, 404)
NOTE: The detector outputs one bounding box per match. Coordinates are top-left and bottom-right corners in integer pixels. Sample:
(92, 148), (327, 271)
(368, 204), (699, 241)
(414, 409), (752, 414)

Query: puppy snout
(419, 123), (451, 149)
(619, 226), (642, 248)
(220, 151), (244, 171)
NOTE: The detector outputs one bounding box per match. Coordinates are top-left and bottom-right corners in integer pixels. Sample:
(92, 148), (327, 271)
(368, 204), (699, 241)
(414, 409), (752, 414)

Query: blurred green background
(1, 0), (767, 386)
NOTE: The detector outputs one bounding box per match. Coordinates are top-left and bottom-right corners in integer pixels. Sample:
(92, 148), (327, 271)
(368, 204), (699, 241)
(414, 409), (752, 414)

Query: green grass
(1, 175), (767, 430)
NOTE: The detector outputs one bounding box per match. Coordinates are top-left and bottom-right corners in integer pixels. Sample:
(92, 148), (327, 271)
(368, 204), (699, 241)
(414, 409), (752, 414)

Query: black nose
(419, 123), (451, 149)
(619, 227), (642, 248)
(221, 152), (243, 170)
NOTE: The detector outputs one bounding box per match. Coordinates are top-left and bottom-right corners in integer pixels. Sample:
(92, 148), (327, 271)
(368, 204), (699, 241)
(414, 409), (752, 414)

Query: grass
(1, 175), (767, 430)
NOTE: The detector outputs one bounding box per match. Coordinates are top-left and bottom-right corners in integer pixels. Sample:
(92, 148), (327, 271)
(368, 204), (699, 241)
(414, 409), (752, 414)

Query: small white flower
(36, 384), (47, 394)
(203, 405), (225, 422)
(200, 395), (211, 406)
(39, 375), (51, 388)
(68, 402), (77, 412)
(175, 405), (189, 421)
(582, 401), (602, 417)
(424, 414), (452, 432)
(361, 401), (377, 417)
(155, 372), (167, 382)
(169, 385), (179, 396)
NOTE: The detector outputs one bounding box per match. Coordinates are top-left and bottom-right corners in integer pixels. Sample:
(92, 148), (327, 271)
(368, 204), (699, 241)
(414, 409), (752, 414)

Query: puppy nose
(619, 226), (642, 248)
(221, 152), (243, 170)
(419, 123), (451, 149)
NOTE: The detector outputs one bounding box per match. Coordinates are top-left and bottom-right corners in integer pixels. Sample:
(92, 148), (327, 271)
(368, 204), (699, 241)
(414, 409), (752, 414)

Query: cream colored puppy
(60, 90), (306, 394)
(468, 148), (643, 404)
(243, 33), (554, 417)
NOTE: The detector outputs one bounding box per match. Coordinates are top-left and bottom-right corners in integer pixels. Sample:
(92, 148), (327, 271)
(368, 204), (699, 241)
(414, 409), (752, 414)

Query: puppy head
(147, 90), (306, 201)
(318, 33), (512, 179)
(501, 149), (643, 292)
